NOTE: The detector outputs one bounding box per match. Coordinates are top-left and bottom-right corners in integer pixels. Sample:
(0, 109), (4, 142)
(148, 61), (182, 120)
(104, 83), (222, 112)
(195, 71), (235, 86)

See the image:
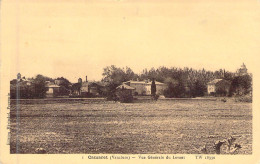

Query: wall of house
(46, 87), (54, 94)
(207, 84), (215, 94)
(129, 83), (147, 95)
(129, 83), (167, 95)
(46, 87), (60, 98)
(80, 82), (88, 93)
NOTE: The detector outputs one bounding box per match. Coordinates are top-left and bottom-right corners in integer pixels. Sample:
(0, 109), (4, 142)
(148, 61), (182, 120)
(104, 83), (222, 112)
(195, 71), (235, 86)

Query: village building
(81, 77), (89, 96)
(45, 82), (60, 98)
(122, 80), (167, 95)
(88, 82), (105, 96)
(71, 76), (89, 96)
(116, 84), (136, 96)
(88, 82), (99, 96)
(207, 79), (231, 96)
(54, 79), (64, 85)
(14, 73), (33, 86)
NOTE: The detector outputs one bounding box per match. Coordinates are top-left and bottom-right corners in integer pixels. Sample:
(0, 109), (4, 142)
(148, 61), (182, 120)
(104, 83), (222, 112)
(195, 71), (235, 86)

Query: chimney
(86, 76), (88, 82)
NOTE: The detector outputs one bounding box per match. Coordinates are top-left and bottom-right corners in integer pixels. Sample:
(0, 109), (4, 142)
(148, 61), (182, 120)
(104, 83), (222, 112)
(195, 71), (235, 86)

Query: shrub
(117, 90), (133, 103)
(151, 94), (159, 101)
(235, 94), (252, 103)
(106, 92), (119, 101)
(229, 75), (252, 96)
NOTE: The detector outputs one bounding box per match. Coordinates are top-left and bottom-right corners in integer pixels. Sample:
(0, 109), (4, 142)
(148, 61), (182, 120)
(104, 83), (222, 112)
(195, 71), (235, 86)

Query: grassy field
(10, 99), (252, 154)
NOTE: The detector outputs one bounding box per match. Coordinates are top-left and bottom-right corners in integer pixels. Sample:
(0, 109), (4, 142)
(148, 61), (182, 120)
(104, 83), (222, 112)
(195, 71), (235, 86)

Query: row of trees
(10, 75), (48, 99)
(101, 65), (252, 98)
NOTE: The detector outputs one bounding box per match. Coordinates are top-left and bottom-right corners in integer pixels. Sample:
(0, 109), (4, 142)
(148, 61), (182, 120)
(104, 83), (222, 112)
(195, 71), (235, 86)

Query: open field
(10, 99), (252, 154)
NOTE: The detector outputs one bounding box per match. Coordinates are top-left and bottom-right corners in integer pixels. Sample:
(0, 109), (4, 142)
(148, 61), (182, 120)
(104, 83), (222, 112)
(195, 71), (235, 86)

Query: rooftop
(46, 84), (60, 88)
(123, 80), (166, 85)
(116, 84), (136, 90)
(207, 79), (223, 85)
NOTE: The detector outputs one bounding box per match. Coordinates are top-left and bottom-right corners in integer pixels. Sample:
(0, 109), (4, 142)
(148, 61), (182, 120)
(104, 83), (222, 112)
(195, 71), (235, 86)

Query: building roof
(116, 84), (136, 90)
(88, 82), (105, 87)
(207, 79), (223, 85)
(123, 80), (166, 85)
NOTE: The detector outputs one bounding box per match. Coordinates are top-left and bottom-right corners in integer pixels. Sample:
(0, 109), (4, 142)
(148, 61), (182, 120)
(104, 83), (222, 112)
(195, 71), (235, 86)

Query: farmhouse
(71, 76), (88, 96)
(46, 82), (60, 98)
(122, 80), (167, 95)
(207, 79), (231, 96)
(116, 83), (136, 97)
(15, 73), (33, 86)
(70, 76), (105, 97)
(88, 82), (105, 96)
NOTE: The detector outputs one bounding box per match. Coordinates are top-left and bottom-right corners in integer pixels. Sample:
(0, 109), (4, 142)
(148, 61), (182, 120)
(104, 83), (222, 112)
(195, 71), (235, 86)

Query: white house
(46, 83), (60, 98)
(122, 80), (167, 95)
(207, 79), (231, 96)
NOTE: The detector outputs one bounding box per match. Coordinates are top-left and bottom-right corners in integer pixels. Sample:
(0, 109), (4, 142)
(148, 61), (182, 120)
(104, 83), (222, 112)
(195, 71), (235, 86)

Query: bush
(235, 94), (252, 103)
(106, 92), (119, 101)
(229, 75), (252, 96)
(117, 90), (133, 103)
(151, 94), (159, 101)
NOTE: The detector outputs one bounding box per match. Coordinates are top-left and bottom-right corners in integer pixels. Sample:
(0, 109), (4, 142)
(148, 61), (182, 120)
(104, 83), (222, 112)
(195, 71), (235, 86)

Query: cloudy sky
(2, 0), (260, 82)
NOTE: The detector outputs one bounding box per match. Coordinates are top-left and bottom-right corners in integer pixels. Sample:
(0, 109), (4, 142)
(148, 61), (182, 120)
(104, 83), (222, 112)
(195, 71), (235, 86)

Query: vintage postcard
(1, 0), (260, 163)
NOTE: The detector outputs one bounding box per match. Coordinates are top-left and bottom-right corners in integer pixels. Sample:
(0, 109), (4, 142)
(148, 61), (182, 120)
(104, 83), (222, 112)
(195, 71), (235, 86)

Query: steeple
(17, 73), (21, 80)
(236, 63), (248, 76)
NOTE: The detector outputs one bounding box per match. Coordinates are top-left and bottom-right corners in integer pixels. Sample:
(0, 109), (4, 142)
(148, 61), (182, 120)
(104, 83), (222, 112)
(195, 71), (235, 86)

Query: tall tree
(102, 65), (137, 99)
(151, 78), (156, 96)
(34, 74), (48, 98)
(56, 77), (71, 96)
(229, 75), (252, 96)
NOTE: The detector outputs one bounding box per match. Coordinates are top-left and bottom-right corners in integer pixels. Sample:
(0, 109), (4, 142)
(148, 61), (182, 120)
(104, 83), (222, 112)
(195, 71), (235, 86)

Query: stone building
(122, 80), (167, 95)
(71, 76), (88, 96)
(207, 79), (231, 96)
(45, 82), (60, 98)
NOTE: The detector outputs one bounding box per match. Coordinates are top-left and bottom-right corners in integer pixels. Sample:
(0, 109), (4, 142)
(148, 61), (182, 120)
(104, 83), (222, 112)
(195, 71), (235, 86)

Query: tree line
(101, 65), (252, 98)
(10, 65), (252, 99)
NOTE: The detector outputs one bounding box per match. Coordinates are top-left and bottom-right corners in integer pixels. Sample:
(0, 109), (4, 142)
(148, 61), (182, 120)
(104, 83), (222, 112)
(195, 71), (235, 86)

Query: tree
(34, 74), (48, 98)
(102, 65), (137, 99)
(215, 80), (231, 96)
(191, 80), (206, 97)
(56, 77), (71, 96)
(151, 78), (156, 96)
(117, 88), (133, 103)
(229, 75), (252, 96)
(163, 77), (186, 98)
(10, 81), (33, 99)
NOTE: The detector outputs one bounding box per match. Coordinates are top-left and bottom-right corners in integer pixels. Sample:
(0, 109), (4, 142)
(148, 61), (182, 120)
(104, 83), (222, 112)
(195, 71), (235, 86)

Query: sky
(2, 0), (260, 83)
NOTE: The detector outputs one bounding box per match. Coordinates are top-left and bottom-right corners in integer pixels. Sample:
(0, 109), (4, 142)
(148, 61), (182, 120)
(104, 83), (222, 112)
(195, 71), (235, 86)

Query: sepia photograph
(1, 0), (260, 163)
